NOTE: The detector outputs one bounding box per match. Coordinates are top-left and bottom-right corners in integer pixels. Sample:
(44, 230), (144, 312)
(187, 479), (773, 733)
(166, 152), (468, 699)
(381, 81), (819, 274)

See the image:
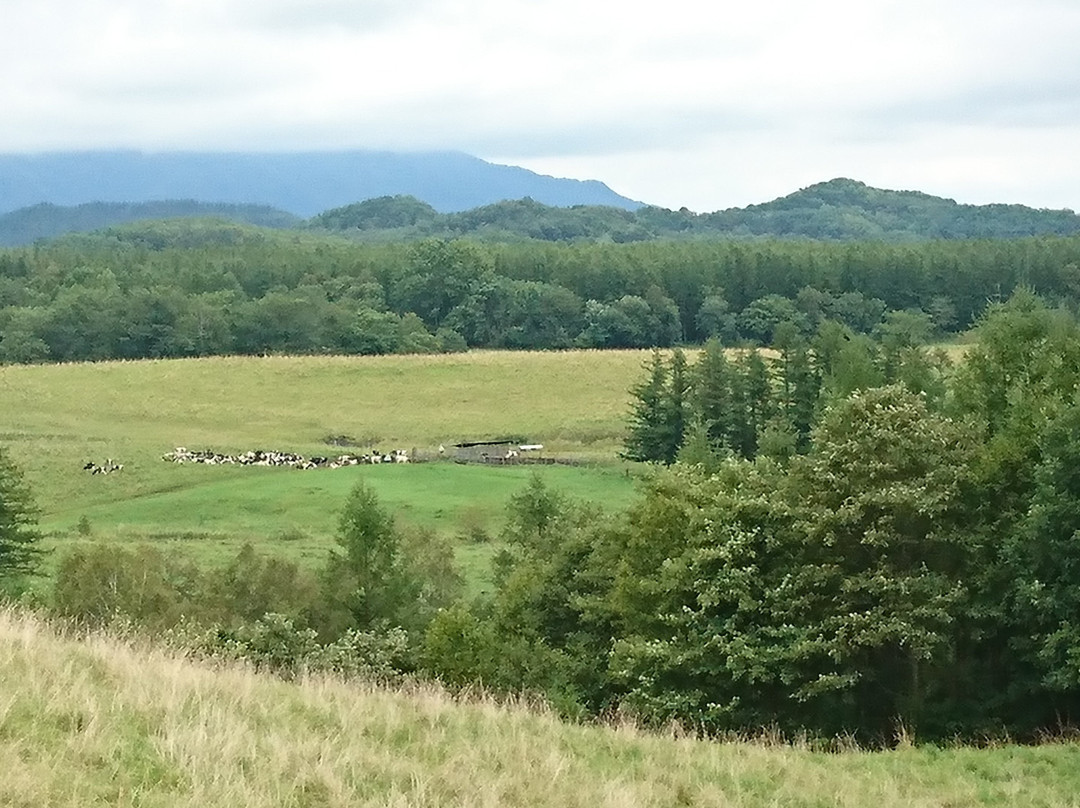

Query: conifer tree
(663, 348), (691, 465)
(0, 447), (40, 594)
(776, 330), (820, 452)
(622, 350), (671, 463)
(694, 339), (733, 451)
(729, 349), (774, 459)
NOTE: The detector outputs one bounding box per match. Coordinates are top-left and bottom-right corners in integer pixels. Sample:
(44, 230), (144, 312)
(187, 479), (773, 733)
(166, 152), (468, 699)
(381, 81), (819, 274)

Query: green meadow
(0, 350), (653, 580)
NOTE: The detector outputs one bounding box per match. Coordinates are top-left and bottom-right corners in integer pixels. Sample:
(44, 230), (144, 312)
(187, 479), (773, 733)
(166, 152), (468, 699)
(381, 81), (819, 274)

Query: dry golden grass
(3, 609), (1079, 808)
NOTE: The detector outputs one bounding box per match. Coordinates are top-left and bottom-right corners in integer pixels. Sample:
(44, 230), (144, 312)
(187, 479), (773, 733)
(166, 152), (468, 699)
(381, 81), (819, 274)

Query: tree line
(4, 221), (1080, 363)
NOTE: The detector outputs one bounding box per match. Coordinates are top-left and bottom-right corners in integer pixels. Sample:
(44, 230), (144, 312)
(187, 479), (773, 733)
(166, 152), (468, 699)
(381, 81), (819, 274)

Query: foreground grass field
(0, 350), (653, 582)
(2, 609), (1077, 808)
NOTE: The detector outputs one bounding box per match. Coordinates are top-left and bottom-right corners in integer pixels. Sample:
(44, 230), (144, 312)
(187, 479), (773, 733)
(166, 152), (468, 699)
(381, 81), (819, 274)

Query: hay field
(3, 608), (1077, 808)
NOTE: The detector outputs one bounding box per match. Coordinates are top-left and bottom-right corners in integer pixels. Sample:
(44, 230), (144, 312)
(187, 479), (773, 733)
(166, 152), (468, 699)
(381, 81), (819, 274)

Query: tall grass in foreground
(2, 609), (1079, 808)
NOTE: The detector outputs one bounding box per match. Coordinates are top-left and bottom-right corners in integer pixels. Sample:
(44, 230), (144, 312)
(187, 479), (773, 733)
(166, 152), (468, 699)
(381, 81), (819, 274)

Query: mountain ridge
(0, 150), (642, 217)
(2, 173), (1079, 246)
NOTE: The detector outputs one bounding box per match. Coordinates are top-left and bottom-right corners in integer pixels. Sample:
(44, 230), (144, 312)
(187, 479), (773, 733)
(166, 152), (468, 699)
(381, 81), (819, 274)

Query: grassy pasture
(3, 608), (1079, 808)
(0, 350), (651, 579)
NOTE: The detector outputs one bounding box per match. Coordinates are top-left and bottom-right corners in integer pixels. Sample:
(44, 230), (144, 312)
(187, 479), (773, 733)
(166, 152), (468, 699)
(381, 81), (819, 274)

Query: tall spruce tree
(776, 333), (820, 452)
(0, 447), (41, 595)
(622, 350), (671, 463)
(663, 348), (691, 465)
(623, 349), (688, 464)
(729, 349), (774, 459)
(694, 339), (734, 451)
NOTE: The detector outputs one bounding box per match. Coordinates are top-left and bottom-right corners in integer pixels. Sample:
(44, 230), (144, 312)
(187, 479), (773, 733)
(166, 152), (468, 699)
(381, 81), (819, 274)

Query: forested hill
(3, 177), (1078, 246)
(0, 150), (640, 217)
(701, 178), (1080, 240)
(311, 179), (1080, 242)
(0, 201), (301, 246)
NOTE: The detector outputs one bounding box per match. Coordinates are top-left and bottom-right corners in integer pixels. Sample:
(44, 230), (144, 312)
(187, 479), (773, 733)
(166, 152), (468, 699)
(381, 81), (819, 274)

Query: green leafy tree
(51, 544), (201, 627)
(695, 291), (736, 343)
(737, 294), (810, 345)
(609, 462), (809, 732)
(950, 290), (1080, 527)
(788, 385), (978, 735)
(499, 280), (583, 350)
(345, 307), (401, 355)
(426, 478), (614, 714)
(319, 481), (419, 636)
(396, 312), (442, 354)
(399, 526), (464, 617)
(205, 543), (318, 627)
(1008, 401), (1080, 696)
(813, 321), (884, 402)
(644, 285), (683, 346)
(395, 239), (495, 329)
(0, 307), (50, 364)
(501, 473), (571, 555)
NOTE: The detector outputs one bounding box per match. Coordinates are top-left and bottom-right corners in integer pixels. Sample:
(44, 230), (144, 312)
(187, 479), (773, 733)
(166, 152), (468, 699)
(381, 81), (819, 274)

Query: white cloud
(2, 0), (1080, 210)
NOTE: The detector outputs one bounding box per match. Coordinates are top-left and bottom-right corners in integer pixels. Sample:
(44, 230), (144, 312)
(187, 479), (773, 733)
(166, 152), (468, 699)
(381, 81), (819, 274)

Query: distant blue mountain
(0, 150), (642, 216)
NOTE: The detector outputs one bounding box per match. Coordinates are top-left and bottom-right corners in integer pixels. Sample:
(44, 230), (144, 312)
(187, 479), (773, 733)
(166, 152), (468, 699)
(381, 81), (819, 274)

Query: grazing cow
(84, 459), (123, 475)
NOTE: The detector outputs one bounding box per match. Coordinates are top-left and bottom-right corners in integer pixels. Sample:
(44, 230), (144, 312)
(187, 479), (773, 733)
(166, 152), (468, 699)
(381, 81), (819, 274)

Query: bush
(51, 544), (202, 629)
(188, 613), (413, 682)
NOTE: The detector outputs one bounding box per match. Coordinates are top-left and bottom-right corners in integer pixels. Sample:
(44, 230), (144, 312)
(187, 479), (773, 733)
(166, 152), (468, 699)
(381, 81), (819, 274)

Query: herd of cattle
(161, 446), (412, 470)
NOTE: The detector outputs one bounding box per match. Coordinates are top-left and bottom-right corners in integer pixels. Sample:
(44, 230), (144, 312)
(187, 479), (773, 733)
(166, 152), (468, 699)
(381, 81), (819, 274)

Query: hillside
(698, 178), (1080, 240)
(4, 177), (1079, 246)
(311, 180), (1080, 242)
(0, 150), (641, 217)
(3, 609), (1079, 807)
(0, 200), (301, 246)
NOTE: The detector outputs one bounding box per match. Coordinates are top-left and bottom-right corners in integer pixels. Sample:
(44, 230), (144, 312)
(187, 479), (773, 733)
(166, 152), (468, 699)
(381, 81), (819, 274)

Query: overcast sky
(4, 0), (1080, 212)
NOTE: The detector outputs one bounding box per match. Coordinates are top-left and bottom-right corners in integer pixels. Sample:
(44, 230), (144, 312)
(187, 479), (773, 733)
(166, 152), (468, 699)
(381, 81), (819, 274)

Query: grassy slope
(0, 350), (650, 578)
(3, 609), (1078, 808)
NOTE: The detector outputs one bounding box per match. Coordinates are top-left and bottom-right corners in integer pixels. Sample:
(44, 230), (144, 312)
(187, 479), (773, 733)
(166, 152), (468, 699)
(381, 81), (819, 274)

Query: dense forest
(3, 217), (1080, 363)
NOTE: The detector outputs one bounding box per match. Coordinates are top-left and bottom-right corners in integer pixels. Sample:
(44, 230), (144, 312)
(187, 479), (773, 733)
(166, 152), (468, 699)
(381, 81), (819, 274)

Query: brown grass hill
(3, 609), (1080, 807)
